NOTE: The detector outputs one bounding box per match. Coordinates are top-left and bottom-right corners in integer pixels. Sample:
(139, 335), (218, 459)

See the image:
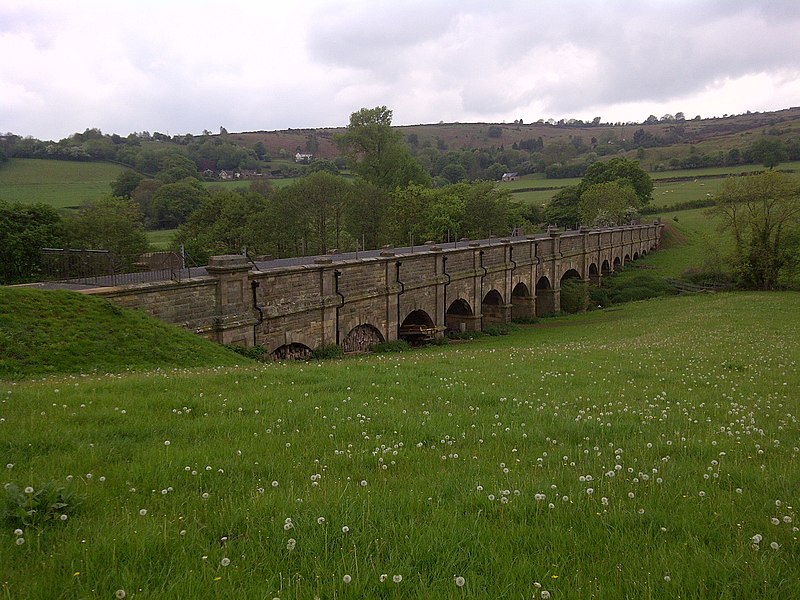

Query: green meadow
(2, 156), (799, 599)
(502, 161), (800, 210)
(2, 290), (799, 599)
(0, 159), (125, 210)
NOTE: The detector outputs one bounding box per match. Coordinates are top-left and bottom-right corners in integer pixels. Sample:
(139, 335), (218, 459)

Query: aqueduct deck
(89, 223), (663, 358)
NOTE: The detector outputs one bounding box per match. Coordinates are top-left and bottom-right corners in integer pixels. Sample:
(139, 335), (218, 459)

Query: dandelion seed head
(343, 574), (351, 584)
(220, 557), (230, 566)
(454, 576), (465, 587)
(393, 574), (402, 583)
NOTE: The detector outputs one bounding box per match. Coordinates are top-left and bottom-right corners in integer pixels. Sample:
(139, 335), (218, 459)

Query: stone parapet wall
(89, 223), (662, 354)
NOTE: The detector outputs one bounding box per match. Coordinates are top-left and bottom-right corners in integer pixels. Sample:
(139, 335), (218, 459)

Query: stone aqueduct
(92, 223), (663, 358)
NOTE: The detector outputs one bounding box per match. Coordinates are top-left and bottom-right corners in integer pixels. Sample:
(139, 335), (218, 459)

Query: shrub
(560, 279), (588, 313)
(372, 340), (412, 353)
(483, 324), (511, 336)
(224, 344), (266, 360)
(309, 344), (344, 360)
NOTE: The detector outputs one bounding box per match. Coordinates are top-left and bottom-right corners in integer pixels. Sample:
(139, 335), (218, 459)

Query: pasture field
(145, 229), (178, 250)
(503, 161), (800, 210)
(0, 159), (124, 210)
(2, 292), (799, 599)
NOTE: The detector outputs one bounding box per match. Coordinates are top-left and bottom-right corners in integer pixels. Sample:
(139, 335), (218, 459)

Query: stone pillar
(206, 255), (257, 346)
(315, 257), (337, 349)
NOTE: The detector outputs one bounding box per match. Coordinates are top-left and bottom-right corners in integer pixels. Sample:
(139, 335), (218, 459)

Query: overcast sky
(2, 0), (799, 141)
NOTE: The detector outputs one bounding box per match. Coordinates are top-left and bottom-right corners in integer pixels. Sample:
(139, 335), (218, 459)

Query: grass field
(145, 229), (178, 250)
(0, 159), (124, 210)
(502, 161), (800, 210)
(1, 290), (799, 599)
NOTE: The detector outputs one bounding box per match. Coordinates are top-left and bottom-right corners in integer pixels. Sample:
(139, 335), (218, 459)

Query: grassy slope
(0, 159), (125, 210)
(1, 292), (798, 599)
(0, 287), (247, 378)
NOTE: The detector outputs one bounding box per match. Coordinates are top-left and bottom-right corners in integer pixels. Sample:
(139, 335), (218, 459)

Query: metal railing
(39, 248), (194, 287)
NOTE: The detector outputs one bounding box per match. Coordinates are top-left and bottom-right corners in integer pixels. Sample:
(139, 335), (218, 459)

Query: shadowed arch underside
(342, 323), (384, 353)
(271, 343), (312, 361)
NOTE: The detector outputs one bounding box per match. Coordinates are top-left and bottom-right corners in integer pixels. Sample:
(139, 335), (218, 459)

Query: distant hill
(231, 106), (800, 163)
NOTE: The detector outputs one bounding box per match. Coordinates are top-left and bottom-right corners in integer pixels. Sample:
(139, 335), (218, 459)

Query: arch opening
(511, 282), (534, 321)
(601, 259), (611, 275)
(535, 276), (556, 316)
(270, 343), (312, 361)
(446, 299), (477, 333)
(560, 268), (586, 314)
(342, 324), (385, 353)
(482, 289), (507, 326)
(400, 309), (437, 344)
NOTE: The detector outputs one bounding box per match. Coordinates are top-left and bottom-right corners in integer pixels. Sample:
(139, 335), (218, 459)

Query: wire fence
(39, 248), (196, 287)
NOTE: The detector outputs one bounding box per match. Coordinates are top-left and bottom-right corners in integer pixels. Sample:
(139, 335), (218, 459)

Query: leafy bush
(511, 316), (539, 325)
(372, 340), (412, 353)
(560, 278), (588, 313)
(483, 324), (511, 336)
(310, 344), (344, 360)
(224, 344), (266, 360)
(447, 330), (485, 341)
(3, 482), (79, 530)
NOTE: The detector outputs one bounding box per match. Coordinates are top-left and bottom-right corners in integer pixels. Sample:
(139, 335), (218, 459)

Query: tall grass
(2, 292), (799, 599)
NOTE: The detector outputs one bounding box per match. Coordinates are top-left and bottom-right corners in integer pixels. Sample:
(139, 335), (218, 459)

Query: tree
(0, 201), (65, 284)
(64, 196), (150, 263)
(110, 170), (145, 199)
(544, 186), (581, 227)
(150, 178), (209, 229)
(711, 171), (800, 290)
(579, 181), (641, 226)
(335, 106), (430, 190)
(747, 137), (788, 169)
(487, 125), (502, 138)
(177, 189), (270, 262)
(578, 157), (653, 205)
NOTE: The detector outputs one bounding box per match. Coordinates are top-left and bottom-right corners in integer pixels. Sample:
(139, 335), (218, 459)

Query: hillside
(232, 106), (800, 163)
(0, 287), (247, 378)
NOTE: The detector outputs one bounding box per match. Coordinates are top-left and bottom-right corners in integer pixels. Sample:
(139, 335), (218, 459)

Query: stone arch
(511, 282), (534, 321)
(601, 259), (611, 275)
(342, 323), (384, 353)
(624, 253), (631, 263)
(446, 298), (477, 333)
(613, 256), (621, 268)
(270, 343), (312, 361)
(399, 309), (436, 344)
(482, 289), (507, 326)
(633, 251), (639, 260)
(560, 268), (586, 314)
(535, 276), (556, 317)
